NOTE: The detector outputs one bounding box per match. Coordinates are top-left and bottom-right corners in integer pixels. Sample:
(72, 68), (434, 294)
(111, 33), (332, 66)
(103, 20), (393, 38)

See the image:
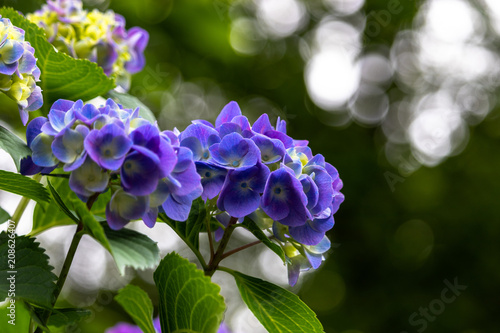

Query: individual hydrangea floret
(23, 98), (201, 230)
(28, 0), (148, 90)
(178, 101), (344, 285)
(0, 15), (43, 125)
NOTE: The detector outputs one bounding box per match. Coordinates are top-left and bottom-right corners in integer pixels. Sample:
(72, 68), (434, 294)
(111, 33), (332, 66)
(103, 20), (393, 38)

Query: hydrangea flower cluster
(179, 101), (344, 285)
(28, 0), (148, 90)
(22, 98), (202, 230)
(0, 15), (43, 125)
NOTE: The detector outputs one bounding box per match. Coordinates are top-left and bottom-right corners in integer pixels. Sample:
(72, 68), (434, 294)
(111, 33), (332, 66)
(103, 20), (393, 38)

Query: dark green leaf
(154, 252), (225, 333)
(0, 8), (115, 108)
(102, 223), (160, 275)
(158, 197), (206, 251)
(107, 90), (156, 123)
(0, 207), (11, 225)
(0, 232), (57, 308)
(46, 179), (79, 223)
(242, 217), (286, 263)
(0, 125), (31, 172)
(0, 170), (50, 203)
(228, 270), (324, 333)
(115, 285), (155, 333)
(47, 308), (92, 328)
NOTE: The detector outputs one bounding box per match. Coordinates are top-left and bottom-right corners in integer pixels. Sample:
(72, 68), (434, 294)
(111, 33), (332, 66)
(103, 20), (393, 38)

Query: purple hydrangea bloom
(25, 98), (201, 230)
(69, 156), (109, 199)
(180, 123), (220, 162)
(217, 162), (269, 218)
(209, 132), (261, 169)
(106, 188), (149, 230)
(85, 123), (133, 171)
(0, 16), (43, 125)
(196, 162), (227, 201)
(152, 146), (203, 222)
(261, 167), (311, 227)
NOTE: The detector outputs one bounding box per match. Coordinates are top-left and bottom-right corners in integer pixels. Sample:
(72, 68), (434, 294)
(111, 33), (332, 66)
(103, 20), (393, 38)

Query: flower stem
(33, 194), (97, 333)
(204, 216), (238, 277)
(34, 222), (84, 333)
(11, 174), (42, 230)
(206, 214), (215, 263)
(221, 239), (262, 260)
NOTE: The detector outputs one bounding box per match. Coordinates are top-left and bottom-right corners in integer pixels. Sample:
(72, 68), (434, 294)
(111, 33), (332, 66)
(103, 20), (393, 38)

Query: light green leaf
(115, 285), (155, 333)
(46, 178), (79, 223)
(102, 223), (160, 275)
(32, 177), (110, 235)
(0, 206), (11, 225)
(71, 197), (111, 253)
(0, 301), (31, 333)
(107, 90), (156, 123)
(47, 308), (92, 328)
(0, 125), (32, 172)
(242, 217), (286, 263)
(0, 8), (115, 108)
(0, 232), (57, 309)
(158, 197), (206, 251)
(154, 252), (225, 333)
(0, 170), (50, 203)
(228, 270), (324, 333)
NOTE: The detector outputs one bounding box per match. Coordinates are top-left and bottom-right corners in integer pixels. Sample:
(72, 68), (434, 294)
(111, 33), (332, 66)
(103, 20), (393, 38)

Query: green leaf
(46, 178), (79, 223)
(154, 252), (225, 333)
(70, 197), (111, 252)
(158, 197), (206, 251)
(107, 90), (156, 123)
(102, 223), (160, 275)
(228, 270), (324, 333)
(242, 217), (286, 263)
(0, 8), (115, 108)
(0, 206), (11, 225)
(32, 177), (110, 235)
(0, 125), (32, 172)
(0, 301), (31, 332)
(115, 285), (155, 333)
(0, 170), (50, 203)
(47, 308), (92, 328)
(0, 232), (57, 308)
(32, 177), (77, 235)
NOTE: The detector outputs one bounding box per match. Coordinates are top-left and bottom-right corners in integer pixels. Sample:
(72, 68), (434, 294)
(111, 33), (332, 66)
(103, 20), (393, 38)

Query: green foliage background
(0, 0), (499, 332)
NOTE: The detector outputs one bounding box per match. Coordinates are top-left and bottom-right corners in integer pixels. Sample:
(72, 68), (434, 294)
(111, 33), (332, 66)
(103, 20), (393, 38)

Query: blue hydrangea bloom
(176, 100), (344, 285)
(209, 132), (261, 169)
(105, 188), (149, 230)
(85, 123), (133, 171)
(0, 16), (43, 125)
(261, 167), (311, 227)
(196, 162), (227, 201)
(217, 162), (269, 218)
(25, 98), (201, 230)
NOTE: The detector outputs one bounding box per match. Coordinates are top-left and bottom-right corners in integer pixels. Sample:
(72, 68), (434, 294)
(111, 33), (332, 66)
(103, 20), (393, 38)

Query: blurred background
(1, 0), (500, 332)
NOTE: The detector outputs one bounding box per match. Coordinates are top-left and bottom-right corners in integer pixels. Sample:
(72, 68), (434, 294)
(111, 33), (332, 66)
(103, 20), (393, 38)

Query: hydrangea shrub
(0, 4), (344, 333)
